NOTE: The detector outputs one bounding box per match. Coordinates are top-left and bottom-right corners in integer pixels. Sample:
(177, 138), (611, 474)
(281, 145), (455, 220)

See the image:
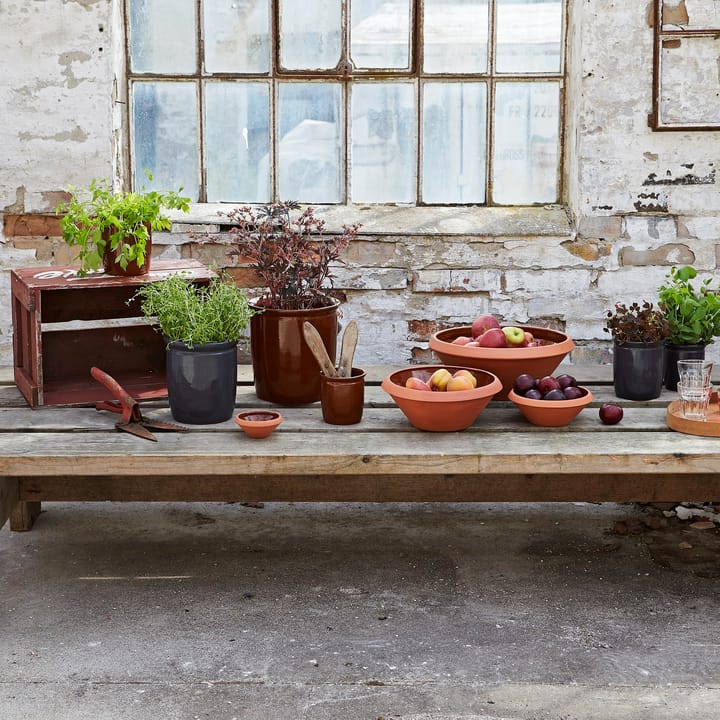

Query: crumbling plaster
(1, 0), (719, 369)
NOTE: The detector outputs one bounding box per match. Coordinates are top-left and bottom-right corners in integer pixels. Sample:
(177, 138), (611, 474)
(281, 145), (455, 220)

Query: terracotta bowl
(429, 325), (575, 400)
(381, 365), (502, 432)
(235, 410), (283, 439)
(508, 387), (593, 427)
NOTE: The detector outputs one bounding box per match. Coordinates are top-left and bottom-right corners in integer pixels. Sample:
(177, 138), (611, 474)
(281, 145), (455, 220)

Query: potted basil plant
(133, 273), (256, 424)
(658, 265), (720, 390)
(56, 172), (190, 276)
(605, 301), (670, 400)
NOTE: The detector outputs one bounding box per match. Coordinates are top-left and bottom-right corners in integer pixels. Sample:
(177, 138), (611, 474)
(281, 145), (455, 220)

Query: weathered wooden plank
(0, 404), (676, 433)
(17, 473), (720, 503)
(9, 501), (41, 531)
(2, 430), (720, 477)
(0, 476), (19, 530)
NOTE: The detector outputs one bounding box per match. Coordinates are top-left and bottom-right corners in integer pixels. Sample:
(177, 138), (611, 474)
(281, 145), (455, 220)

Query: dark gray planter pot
(663, 342), (706, 391)
(166, 340), (237, 424)
(613, 340), (665, 401)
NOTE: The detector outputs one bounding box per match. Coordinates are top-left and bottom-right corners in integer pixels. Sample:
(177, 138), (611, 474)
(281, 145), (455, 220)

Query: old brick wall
(1, 0), (719, 368)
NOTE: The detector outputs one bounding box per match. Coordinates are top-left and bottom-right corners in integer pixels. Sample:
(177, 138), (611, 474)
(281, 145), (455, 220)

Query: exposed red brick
(3, 214), (63, 237)
(407, 319), (439, 340)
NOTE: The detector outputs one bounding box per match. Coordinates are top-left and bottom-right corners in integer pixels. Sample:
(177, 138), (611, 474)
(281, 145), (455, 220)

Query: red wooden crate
(11, 260), (214, 407)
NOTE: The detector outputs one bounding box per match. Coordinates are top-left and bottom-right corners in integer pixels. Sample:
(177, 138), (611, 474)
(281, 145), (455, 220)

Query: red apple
(502, 326), (525, 347)
(522, 331), (534, 346)
(471, 314), (500, 339)
(477, 328), (508, 348)
(599, 403), (623, 425)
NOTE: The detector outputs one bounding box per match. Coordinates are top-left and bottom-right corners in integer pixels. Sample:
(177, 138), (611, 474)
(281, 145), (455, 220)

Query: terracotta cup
(320, 368), (365, 425)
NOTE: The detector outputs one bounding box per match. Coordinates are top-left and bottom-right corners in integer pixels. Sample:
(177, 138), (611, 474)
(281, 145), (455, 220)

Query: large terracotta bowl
(429, 326), (575, 400)
(381, 365), (502, 432)
(508, 387), (593, 427)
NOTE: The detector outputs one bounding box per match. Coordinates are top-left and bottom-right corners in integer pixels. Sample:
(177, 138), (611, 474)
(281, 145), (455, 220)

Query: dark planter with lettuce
(605, 301), (670, 401)
(659, 266), (720, 390)
(133, 274), (256, 423)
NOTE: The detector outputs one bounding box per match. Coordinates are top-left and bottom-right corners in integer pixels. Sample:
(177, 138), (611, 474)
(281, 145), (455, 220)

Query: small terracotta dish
(429, 325), (574, 400)
(508, 387), (593, 427)
(381, 365), (502, 432)
(235, 410), (283, 438)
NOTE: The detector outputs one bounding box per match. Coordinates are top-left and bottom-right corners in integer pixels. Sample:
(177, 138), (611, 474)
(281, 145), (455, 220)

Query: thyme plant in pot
(133, 273), (256, 423)
(605, 301), (670, 400)
(658, 265), (720, 390)
(220, 201), (360, 405)
(56, 173), (190, 277)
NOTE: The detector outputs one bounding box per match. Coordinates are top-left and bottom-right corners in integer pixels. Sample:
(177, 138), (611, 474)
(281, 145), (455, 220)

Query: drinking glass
(677, 381), (712, 421)
(677, 359), (713, 390)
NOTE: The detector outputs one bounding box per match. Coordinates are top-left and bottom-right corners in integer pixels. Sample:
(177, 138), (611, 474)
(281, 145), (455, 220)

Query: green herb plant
(604, 301), (670, 344)
(132, 273), (257, 348)
(658, 265), (720, 345)
(56, 172), (190, 275)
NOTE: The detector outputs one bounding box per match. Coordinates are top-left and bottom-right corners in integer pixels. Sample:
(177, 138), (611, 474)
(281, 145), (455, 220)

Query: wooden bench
(2, 365), (719, 533)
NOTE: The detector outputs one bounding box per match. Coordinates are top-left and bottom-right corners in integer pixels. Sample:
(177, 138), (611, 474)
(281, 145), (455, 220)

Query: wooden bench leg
(1, 477), (19, 531)
(9, 501), (41, 532)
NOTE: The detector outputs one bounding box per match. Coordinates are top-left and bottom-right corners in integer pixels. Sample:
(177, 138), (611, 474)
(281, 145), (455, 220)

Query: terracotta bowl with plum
(508, 373), (593, 427)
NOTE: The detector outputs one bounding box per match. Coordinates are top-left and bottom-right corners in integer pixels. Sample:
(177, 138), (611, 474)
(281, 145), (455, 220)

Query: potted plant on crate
(56, 173), (190, 277)
(133, 273), (256, 424)
(218, 201), (360, 405)
(605, 301), (670, 400)
(658, 265), (720, 390)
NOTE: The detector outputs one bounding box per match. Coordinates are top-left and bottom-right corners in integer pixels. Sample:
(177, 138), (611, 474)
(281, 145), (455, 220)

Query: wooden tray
(666, 392), (720, 437)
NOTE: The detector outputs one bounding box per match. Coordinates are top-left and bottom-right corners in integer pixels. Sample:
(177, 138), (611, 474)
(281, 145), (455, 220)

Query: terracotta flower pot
(320, 367), (365, 425)
(250, 298), (339, 405)
(102, 224), (152, 276)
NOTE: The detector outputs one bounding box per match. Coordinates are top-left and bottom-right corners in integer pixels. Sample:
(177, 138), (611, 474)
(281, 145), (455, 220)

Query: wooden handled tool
(337, 320), (358, 378)
(302, 322), (337, 377)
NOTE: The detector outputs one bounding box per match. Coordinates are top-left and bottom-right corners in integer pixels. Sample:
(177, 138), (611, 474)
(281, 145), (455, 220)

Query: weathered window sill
(169, 204), (573, 238)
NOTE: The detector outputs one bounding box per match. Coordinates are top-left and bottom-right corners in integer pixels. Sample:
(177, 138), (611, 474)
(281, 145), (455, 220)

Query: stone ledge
(167, 204), (574, 238)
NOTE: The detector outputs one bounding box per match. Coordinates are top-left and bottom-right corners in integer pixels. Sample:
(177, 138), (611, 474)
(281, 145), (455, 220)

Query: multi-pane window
(126, 0), (565, 205)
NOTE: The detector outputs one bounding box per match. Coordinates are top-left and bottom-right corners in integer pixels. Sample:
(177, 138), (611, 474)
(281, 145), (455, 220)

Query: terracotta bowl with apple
(429, 325), (575, 400)
(508, 386), (593, 427)
(381, 365), (502, 432)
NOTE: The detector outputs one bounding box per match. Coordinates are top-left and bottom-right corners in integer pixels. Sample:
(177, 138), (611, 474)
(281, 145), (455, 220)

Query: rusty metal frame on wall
(650, 0), (720, 130)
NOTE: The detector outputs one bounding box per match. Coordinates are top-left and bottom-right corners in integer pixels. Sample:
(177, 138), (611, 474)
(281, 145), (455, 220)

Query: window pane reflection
(132, 82), (199, 200)
(280, 0), (342, 70)
(204, 0), (270, 73)
(493, 81), (559, 204)
(129, 0), (196, 73)
(205, 82), (270, 202)
(351, 83), (416, 203)
(351, 1), (411, 69)
(423, 0), (488, 73)
(423, 82), (486, 204)
(496, 0), (562, 73)
(278, 83), (342, 203)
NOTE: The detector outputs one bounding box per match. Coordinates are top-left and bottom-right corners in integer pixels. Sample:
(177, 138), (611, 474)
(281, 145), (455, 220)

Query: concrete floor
(1, 501), (720, 719)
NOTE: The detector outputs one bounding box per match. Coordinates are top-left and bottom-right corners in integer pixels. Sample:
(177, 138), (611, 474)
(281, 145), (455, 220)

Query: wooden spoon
(338, 320), (358, 378)
(302, 322), (337, 377)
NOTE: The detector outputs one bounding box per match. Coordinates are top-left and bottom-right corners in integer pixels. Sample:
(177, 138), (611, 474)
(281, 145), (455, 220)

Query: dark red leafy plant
(604, 301), (670, 345)
(220, 201), (360, 311)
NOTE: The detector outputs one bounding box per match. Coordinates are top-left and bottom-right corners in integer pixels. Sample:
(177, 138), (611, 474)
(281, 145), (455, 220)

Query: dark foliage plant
(604, 301), (670, 344)
(219, 201), (360, 311)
